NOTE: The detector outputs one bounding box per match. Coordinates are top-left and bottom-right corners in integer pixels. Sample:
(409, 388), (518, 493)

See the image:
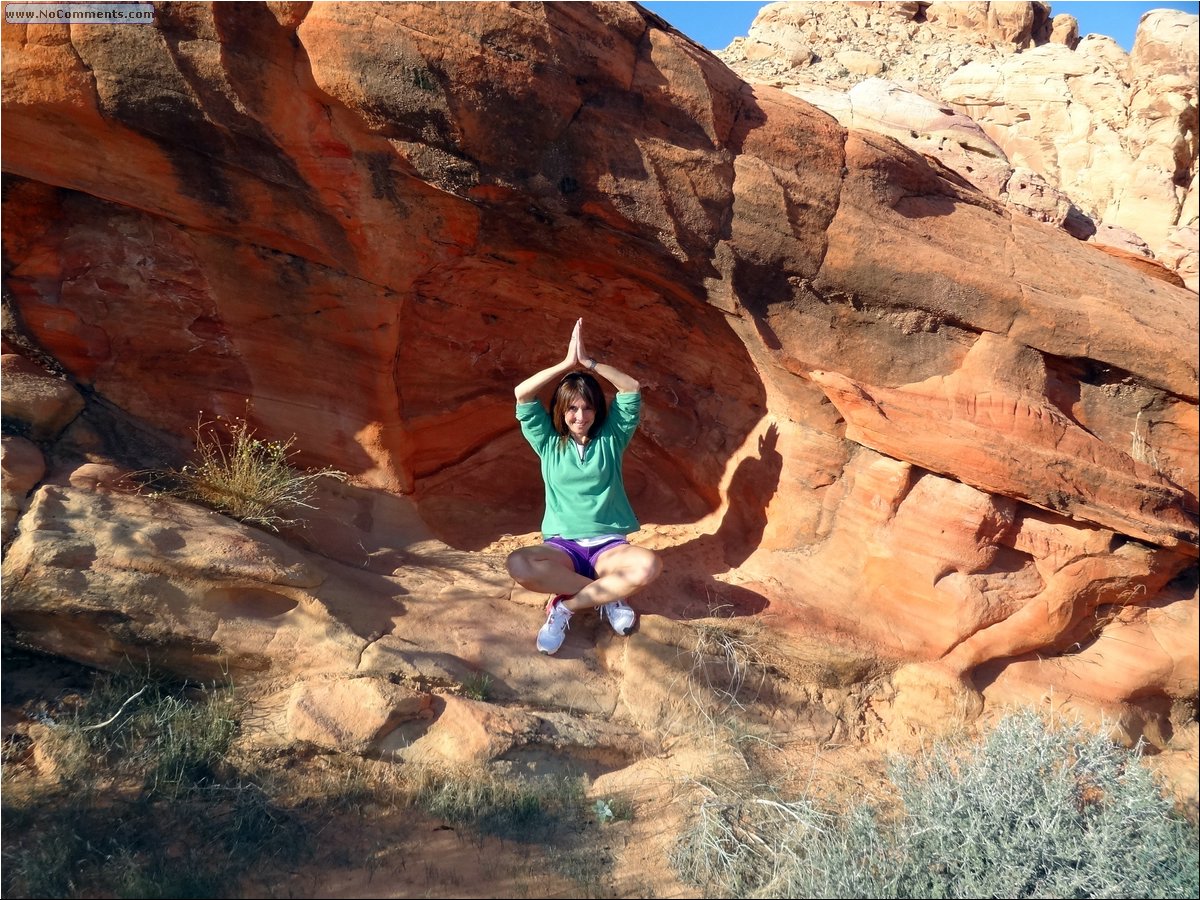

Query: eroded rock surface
(719, 1), (1199, 289)
(2, 2), (1196, 776)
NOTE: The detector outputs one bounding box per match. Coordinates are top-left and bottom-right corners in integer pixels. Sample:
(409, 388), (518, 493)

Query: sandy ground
(1, 642), (900, 899)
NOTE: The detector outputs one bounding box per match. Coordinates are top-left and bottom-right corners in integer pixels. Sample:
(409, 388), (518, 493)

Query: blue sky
(640, 1), (1200, 53)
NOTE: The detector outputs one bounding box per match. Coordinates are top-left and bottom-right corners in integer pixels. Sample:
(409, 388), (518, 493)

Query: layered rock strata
(719, 1), (1200, 289)
(2, 2), (1196, 761)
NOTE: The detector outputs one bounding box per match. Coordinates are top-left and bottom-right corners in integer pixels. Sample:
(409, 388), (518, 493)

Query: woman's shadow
(654, 423), (782, 620)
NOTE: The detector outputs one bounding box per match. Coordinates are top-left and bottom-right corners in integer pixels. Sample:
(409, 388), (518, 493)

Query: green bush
(460, 671), (494, 701)
(884, 711), (1197, 898)
(672, 710), (1199, 899)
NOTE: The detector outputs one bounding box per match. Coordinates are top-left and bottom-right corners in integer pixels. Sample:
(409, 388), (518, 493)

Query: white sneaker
(537, 596), (574, 655)
(599, 598), (637, 636)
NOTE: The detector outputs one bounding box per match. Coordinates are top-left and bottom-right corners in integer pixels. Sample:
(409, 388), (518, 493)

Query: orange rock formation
(2, 3), (1196, 760)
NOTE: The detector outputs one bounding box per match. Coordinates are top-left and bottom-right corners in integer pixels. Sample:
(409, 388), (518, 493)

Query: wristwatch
(586, 357), (598, 370)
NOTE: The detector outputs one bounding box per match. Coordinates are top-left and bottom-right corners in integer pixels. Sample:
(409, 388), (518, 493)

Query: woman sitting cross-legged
(506, 318), (662, 655)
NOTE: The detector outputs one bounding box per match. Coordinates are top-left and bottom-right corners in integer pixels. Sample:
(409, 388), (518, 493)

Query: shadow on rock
(653, 423), (783, 621)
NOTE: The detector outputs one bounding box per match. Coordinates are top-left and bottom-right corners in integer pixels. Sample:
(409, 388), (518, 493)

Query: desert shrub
(688, 615), (769, 713)
(672, 709), (1199, 899)
(882, 710), (1198, 898)
(10, 671), (238, 796)
(145, 415), (345, 531)
(80, 675), (239, 799)
(0, 671), (305, 899)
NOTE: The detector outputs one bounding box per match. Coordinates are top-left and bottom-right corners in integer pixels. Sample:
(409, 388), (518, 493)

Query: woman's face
(564, 396), (595, 441)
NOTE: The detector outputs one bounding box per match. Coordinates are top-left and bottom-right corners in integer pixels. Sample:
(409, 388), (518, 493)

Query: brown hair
(550, 372), (607, 447)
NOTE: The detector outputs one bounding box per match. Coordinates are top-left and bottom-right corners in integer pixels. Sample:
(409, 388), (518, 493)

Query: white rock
(719, 1), (1199, 290)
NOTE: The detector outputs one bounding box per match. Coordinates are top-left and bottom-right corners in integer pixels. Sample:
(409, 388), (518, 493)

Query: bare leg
(565, 544), (661, 613)
(506, 545), (591, 597)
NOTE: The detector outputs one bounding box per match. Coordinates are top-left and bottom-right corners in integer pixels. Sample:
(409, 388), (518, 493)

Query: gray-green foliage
(672, 710), (1199, 899)
(460, 670), (493, 701)
(885, 711), (1197, 899)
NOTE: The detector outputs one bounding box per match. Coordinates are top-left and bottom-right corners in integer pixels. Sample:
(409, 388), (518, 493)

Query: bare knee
(629, 549), (663, 589)
(644, 550), (663, 585)
(506, 548), (536, 584)
(506, 546), (568, 589)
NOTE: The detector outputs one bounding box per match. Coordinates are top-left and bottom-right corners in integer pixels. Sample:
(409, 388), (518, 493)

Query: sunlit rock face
(719, 1), (1199, 291)
(2, 2), (1196, 751)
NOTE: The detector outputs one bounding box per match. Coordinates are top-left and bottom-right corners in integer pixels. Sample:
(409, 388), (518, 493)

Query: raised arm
(577, 320), (639, 394)
(514, 319), (582, 403)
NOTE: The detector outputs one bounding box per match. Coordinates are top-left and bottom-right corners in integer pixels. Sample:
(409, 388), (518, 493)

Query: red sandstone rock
(1, 435), (45, 545)
(1, 353), (85, 440)
(1, 2), (1196, 752)
(809, 335), (1197, 554)
(285, 677), (432, 753)
(720, 2), (1199, 289)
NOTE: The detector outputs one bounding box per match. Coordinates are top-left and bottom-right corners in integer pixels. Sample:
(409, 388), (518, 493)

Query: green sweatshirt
(516, 392), (641, 540)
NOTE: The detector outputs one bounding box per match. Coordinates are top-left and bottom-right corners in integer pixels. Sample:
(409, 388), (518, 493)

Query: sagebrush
(672, 709), (1199, 899)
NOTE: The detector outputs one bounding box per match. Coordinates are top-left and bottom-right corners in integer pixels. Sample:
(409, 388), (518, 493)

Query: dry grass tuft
(142, 415), (345, 531)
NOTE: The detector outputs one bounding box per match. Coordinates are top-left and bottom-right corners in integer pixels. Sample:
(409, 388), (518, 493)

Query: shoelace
(548, 603), (572, 631)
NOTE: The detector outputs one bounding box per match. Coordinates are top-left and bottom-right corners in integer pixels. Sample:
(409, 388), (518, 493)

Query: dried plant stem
(144, 415), (345, 531)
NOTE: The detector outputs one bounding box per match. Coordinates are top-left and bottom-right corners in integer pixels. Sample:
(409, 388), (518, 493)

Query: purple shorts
(545, 536), (628, 580)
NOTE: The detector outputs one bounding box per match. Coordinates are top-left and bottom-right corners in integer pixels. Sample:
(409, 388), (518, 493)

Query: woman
(506, 318), (662, 654)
